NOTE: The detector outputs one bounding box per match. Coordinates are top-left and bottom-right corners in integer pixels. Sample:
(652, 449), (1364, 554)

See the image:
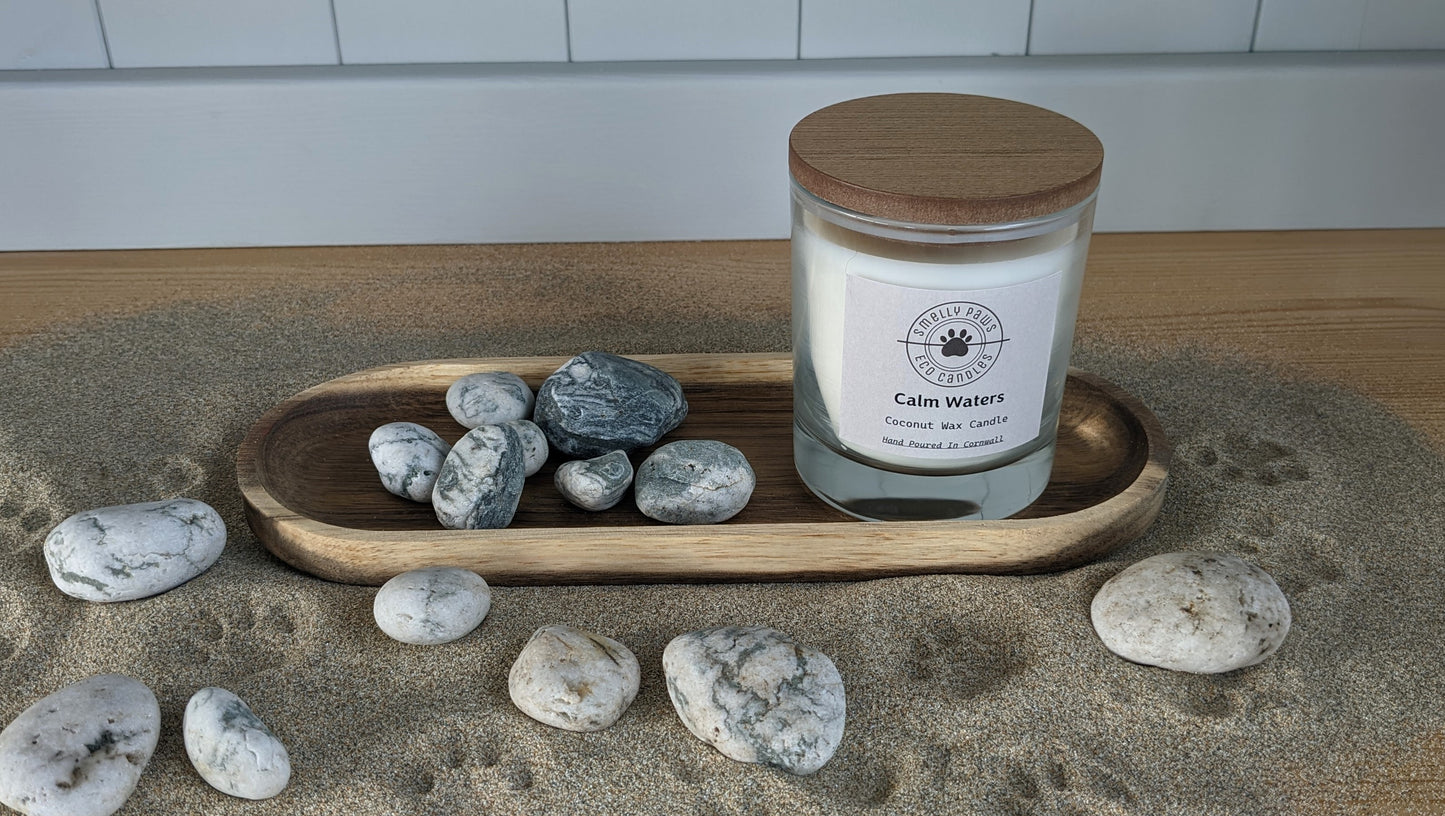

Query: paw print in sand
(939, 328), (972, 358)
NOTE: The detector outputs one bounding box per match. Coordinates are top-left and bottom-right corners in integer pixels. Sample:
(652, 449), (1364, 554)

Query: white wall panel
(568, 0), (798, 61)
(1029, 0), (1259, 55)
(0, 54), (1441, 250)
(800, 0), (1029, 58)
(334, 0), (567, 64)
(1358, 0), (1445, 49)
(98, 0), (338, 68)
(0, 0), (108, 69)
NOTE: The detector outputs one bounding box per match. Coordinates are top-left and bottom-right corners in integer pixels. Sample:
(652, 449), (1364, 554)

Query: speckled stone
(183, 688), (290, 800)
(431, 424), (525, 530)
(43, 498), (226, 602)
(1091, 551), (1292, 674)
(445, 371), (535, 429)
(663, 625), (845, 776)
(373, 567), (492, 645)
(533, 352), (688, 458)
(368, 422), (450, 502)
(635, 440), (754, 524)
(554, 450), (633, 511)
(0, 674), (160, 816)
(508, 625), (641, 732)
(502, 419), (549, 477)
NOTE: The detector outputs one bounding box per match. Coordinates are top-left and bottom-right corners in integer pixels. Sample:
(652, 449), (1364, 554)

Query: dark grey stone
(431, 424), (525, 530)
(554, 450), (633, 511)
(635, 440), (754, 524)
(533, 352), (688, 458)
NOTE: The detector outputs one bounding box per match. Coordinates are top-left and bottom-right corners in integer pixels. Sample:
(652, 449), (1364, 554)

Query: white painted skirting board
(1, 53), (1442, 250)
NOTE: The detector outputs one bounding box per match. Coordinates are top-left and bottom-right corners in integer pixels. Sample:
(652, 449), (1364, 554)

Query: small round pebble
(43, 498), (226, 602)
(0, 674), (160, 816)
(446, 371), (534, 428)
(555, 450), (633, 511)
(635, 440), (755, 524)
(663, 625), (846, 775)
(183, 688), (291, 800)
(368, 421), (450, 502)
(533, 352), (688, 458)
(508, 624), (641, 732)
(374, 567), (492, 645)
(503, 419), (549, 477)
(432, 424), (526, 530)
(1091, 551), (1292, 674)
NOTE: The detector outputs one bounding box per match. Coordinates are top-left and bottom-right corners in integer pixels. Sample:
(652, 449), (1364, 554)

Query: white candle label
(838, 272), (1062, 459)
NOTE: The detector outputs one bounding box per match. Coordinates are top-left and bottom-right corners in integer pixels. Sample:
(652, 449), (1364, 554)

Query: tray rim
(236, 352), (1170, 585)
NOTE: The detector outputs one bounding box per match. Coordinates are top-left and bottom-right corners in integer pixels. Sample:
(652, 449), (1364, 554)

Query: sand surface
(0, 275), (1442, 815)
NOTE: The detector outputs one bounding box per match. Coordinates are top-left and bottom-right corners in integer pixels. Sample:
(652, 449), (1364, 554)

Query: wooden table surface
(1, 229), (1440, 446)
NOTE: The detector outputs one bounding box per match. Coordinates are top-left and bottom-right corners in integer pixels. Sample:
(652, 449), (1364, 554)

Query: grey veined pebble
(635, 440), (755, 524)
(183, 688), (290, 800)
(446, 371), (535, 428)
(554, 450), (633, 511)
(43, 498), (226, 602)
(368, 421), (450, 502)
(502, 419), (549, 477)
(1091, 551), (1292, 674)
(0, 674), (160, 816)
(432, 424), (525, 530)
(533, 352), (688, 458)
(373, 567), (491, 645)
(508, 625), (641, 732)
(663, 625), (845, 776)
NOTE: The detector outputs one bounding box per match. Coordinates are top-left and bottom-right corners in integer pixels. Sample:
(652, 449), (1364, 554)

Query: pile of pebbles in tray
(367, 351), (756, 529)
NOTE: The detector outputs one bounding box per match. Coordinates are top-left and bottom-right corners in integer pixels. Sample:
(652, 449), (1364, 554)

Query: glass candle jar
(788, 93), (1104, 521)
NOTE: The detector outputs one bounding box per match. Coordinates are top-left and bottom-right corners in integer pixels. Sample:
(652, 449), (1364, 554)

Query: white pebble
(0, 674), (160, 816)
(184, 688), (291, 800)
(374, 567), (492, 645)
(554, 450), (633, 511)
(503, 419), (549, 477)
(43, 498), (226, 602)
(663, 625), (845, 775)
(446, 372), (534, 428)
(368, 422), (450, 502)
(1091, 551), (1292, 674)
(508, 625), (641, 732)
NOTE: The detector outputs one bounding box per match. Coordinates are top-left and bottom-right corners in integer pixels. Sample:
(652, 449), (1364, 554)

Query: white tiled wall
(567, 0), (798, 61)
(1256, 0), (1445, 50)
(333, 0), (567, 65)
(800, 0), (1030, 58)
(0, 0), (107, 69)
(98, 0), (338, 68)
(1029, 0), (1258, 54)
(2, 0), (1440, 69)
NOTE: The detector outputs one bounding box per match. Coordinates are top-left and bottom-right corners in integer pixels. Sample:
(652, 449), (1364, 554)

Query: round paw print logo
(899, 302), (1006, 387)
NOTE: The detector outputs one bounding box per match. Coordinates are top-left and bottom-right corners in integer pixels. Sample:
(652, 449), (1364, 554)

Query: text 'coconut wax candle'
(789, 93), (1103, 521)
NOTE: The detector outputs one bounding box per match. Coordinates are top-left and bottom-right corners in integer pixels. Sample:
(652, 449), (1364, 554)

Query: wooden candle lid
(789, 93), (1104, 225)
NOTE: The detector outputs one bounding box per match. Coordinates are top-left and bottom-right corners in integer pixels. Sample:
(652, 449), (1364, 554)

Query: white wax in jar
(795, 210), (1087, 470)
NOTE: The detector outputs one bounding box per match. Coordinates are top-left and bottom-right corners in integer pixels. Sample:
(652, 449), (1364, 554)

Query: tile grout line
(796, 0), (803, 60)
(329, 0), (344, 64)
(564, 0), (573, 62)
(1025, 0), (1036, 56)
(92, 0), (113, 69)
(1249, 0), (1265, 52)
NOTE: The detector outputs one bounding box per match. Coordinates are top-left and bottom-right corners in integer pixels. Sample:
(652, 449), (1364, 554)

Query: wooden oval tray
(237, 353), (1169, 586)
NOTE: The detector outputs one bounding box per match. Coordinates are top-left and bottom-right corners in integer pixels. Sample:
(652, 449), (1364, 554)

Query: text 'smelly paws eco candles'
(788, 93), (1104, 521)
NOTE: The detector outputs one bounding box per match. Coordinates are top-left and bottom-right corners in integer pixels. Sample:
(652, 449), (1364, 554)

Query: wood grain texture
(0, 230), (1437, 442)
(789, 93), (1103, 224)
(236, 355), (1169, 585)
